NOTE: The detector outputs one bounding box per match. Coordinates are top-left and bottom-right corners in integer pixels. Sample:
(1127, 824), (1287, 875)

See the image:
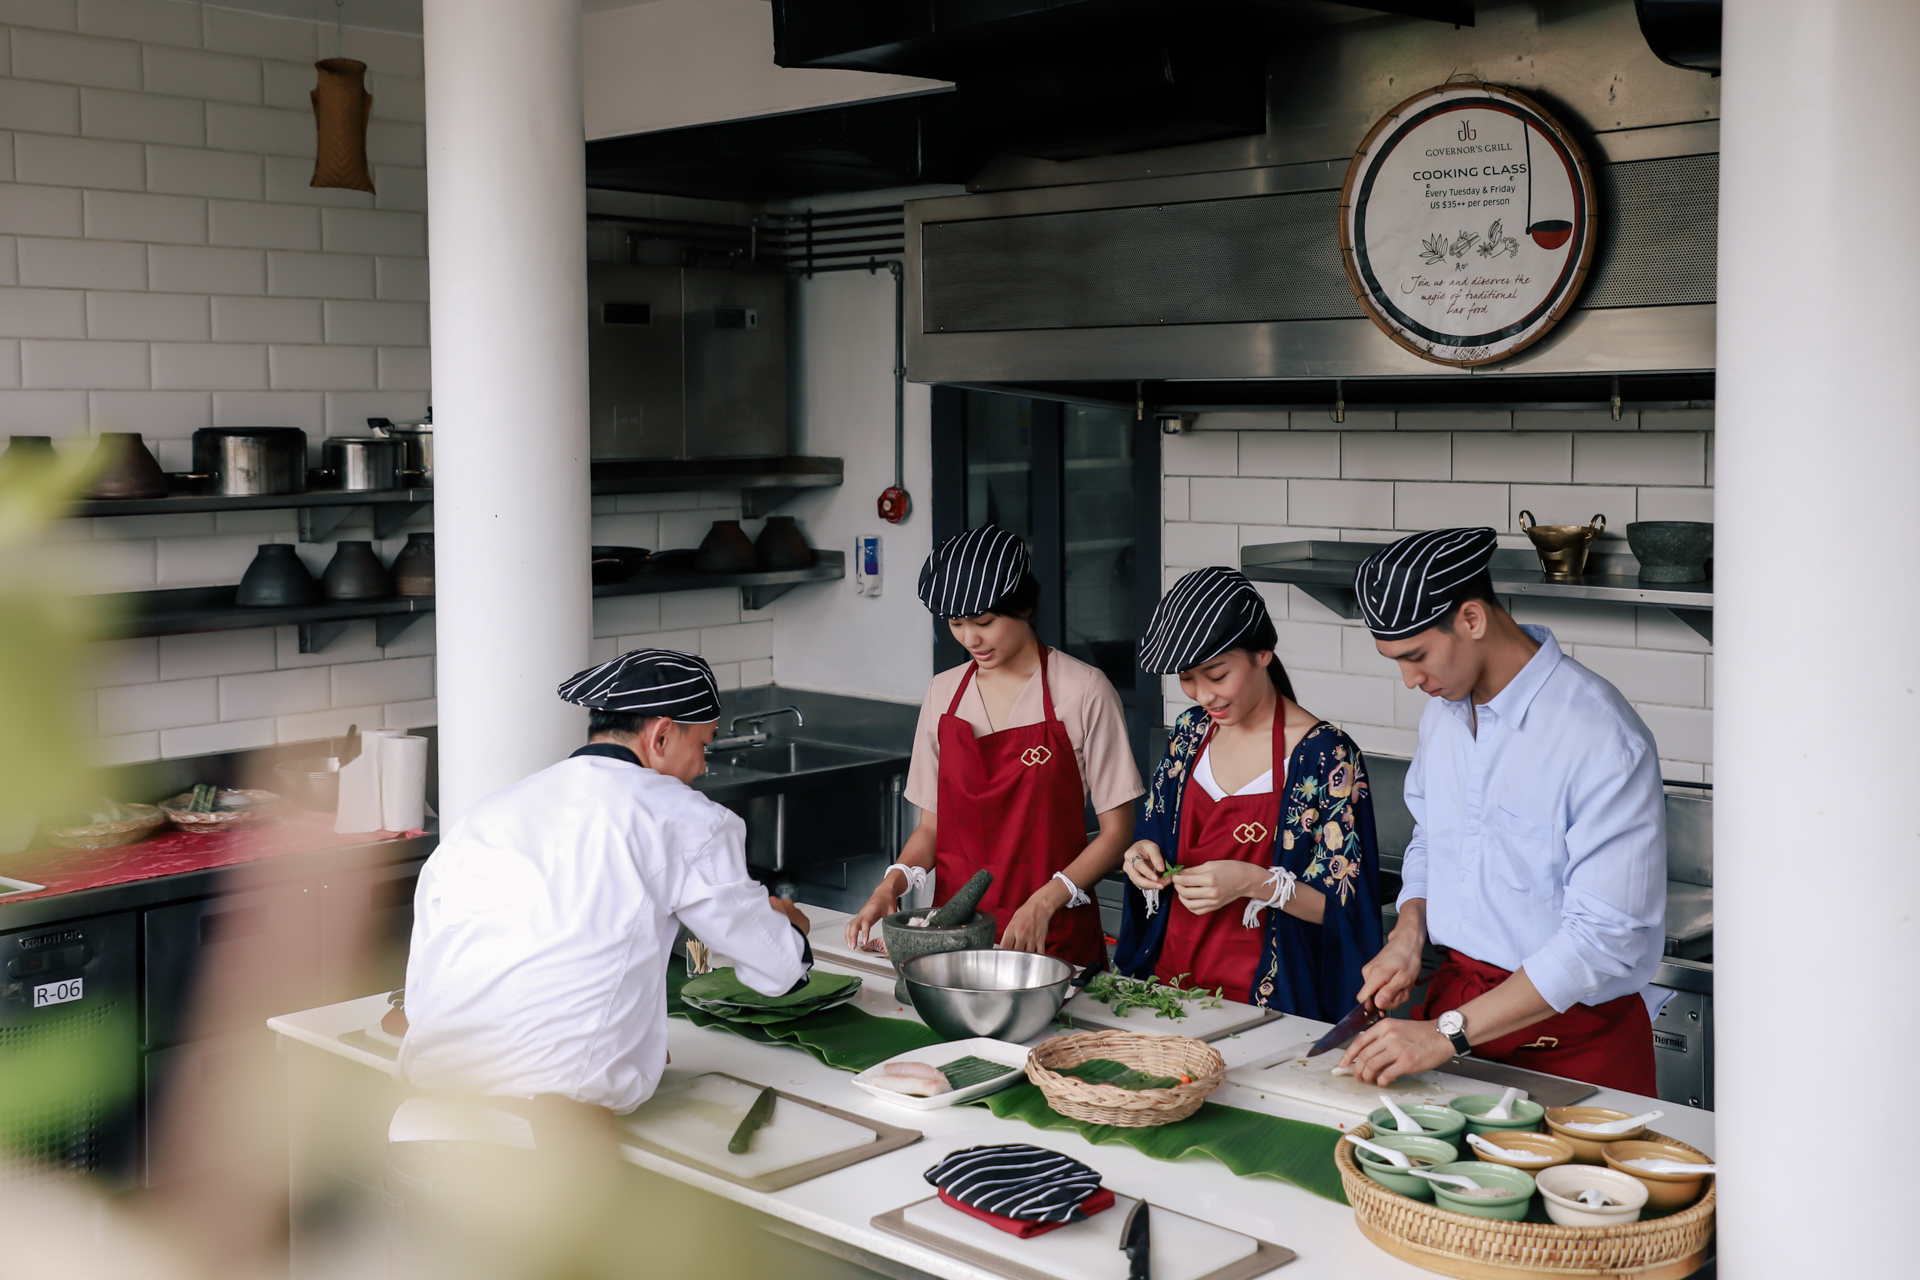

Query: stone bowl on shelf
(1625, 521), (1713, 583)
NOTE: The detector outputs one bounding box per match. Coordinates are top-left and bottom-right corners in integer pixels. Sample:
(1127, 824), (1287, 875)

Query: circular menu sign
(1339, 83), (1598, 367)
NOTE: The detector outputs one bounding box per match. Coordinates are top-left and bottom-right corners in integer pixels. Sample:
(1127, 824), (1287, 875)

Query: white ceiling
(205, 0), (730, 37)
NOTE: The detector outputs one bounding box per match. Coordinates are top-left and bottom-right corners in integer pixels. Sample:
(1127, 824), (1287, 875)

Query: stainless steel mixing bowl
(899, 949), (1073, 1042)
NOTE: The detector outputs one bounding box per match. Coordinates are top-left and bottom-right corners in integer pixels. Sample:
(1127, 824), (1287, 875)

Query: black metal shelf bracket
(299, 620), (352, 654)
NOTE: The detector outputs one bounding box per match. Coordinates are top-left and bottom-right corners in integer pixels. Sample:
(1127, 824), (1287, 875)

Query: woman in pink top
(844, 527), (1143, 963)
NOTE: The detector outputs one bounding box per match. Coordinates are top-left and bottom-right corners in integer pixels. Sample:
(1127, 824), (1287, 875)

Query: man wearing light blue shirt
(1337, 528), (1665, 1095)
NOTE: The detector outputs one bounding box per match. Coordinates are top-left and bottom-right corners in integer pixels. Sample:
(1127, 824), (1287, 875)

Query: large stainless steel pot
(191, 427), (308, 496)
(320, 436), (405, 491)
(368, 417), (433, 482)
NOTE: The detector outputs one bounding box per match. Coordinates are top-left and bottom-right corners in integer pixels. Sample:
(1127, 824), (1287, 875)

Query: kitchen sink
(710, 742), (886, 775)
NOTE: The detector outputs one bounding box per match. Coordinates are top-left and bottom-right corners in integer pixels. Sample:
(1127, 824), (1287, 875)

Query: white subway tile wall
(2, 4), (769, 763)
(1166, 409), (1716, 777)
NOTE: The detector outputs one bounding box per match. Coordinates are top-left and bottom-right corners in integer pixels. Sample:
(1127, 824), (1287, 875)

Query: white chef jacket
(1398, 626), (1668, 1014)
(397, 748), (808, 1114)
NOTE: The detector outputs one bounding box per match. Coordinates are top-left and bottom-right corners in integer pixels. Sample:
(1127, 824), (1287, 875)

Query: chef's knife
(1307, 1003), (1380, 1057)
(1120, 1200), (1150, 1280)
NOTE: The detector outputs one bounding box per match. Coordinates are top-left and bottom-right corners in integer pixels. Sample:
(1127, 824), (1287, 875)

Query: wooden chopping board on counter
(875, 1193), (1295, 1280)
(1058, 988), (1284, 1043)
(1226, 1040), (1488, 1118)
(621, 1072), (921, 1192)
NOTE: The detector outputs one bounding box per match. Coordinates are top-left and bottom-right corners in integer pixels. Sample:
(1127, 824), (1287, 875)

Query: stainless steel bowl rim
(899, 950), (1073, 992)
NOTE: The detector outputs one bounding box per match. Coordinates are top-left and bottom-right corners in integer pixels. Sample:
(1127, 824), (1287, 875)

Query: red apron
(1153, 707), (1286, 1005)
(1415, 951), (1658, 1096)
(933, 648), (1107, 969)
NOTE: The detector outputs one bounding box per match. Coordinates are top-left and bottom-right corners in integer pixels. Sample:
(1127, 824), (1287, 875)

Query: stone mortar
(1626, 520), (1714, 583)
(880, 908), (996, 1002)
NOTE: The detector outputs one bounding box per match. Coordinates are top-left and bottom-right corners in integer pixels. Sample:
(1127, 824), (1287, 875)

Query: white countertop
(268, 909), (1713, 1280)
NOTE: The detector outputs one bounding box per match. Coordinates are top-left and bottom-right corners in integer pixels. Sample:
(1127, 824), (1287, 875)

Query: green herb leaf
(1057, 1058), (1181, 1091)
(939, 1055), (1013, 1089)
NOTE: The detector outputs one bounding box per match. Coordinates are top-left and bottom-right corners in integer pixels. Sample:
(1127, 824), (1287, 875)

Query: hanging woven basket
(311, 57), (375, 194)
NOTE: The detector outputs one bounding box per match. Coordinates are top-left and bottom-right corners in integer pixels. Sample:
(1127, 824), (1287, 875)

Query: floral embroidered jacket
(1112, 706), (1383, 1021)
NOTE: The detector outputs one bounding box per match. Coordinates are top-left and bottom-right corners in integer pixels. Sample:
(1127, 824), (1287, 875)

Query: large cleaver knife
(1120, 1200), (1151, 1280)
(1306, 1003), (1381, 1057)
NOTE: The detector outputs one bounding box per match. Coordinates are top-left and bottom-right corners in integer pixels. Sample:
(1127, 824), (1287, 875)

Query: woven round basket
(46, 803), (164, 849)
(1335, 1122), (1714, 1280)
(159, 788), (281, 831)
(1026, 1030), (1224, 1127)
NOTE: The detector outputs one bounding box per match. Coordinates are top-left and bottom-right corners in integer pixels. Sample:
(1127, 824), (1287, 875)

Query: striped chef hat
(917, 525), (1031, 618)
(556, 648), (722, 723)
(1354, 527), (1499, 639)
(1137, 567), (1276, 674)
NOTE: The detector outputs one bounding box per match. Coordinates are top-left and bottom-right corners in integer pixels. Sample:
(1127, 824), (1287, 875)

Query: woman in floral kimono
(1113, 568), (1382, 1019)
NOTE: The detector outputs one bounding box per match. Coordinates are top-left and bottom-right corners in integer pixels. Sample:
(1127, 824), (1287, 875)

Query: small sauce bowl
(1536, 1164), (1649, 1226)
(1544, 1105), (1647, 1163)
(1470, 1130), (1575, 1171)
(1426, 1160), (1535, 1220)
(1352, 1132), (1460, 1202)
(1365, 1103), (1466, 1145)
(1602, 1139), (1713, 1213)
(1450, 1092), (1547, 1135)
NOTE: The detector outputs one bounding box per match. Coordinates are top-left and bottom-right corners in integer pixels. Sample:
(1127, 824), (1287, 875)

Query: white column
(423, 0), (591, 822)
(1717, 2), (1920, 1272)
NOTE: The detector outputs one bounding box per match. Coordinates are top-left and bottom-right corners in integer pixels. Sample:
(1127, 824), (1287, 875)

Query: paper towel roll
(380, 734), (429, 832)
(334, 727), (404, 834)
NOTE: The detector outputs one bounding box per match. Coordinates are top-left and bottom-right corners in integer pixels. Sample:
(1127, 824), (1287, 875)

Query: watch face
(1438, 1011), (1464, 1037)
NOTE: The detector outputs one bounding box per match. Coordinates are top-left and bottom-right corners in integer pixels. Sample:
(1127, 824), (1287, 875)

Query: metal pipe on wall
(423, 0), (592, 822)
(1717, 1), (1920, 1271)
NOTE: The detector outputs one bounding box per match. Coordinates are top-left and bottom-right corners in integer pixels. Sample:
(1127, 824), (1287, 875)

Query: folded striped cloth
(923, 1144), (1106, 1225)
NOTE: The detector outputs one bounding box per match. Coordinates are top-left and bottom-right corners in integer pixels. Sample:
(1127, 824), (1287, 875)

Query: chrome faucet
(707, 705), (804, 753)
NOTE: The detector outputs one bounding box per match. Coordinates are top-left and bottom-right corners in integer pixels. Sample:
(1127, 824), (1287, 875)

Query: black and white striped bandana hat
(555, 648), (721, 723)
(1354, 527), (1499, 640)
(1138, 567), (1274, 675)
(923, 1144), (1104, 1224)
(917, 525), (1030, 618)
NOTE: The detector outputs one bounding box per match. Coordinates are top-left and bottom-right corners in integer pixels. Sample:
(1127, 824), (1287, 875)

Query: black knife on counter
(1306, 1003), (1381, 1057)
(1120, 1200), (1150, 1280)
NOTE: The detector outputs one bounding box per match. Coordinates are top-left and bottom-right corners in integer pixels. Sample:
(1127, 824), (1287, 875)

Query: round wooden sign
(1339, 83), (1598, 367)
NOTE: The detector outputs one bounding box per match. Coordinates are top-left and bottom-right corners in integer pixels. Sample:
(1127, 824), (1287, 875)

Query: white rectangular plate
(850, 1037), (1029, 1110)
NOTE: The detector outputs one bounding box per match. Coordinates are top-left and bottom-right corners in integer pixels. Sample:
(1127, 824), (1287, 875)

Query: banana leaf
(680, 967), (861, 1009)
(667, 959), (943, 1071)
(977, 1083), (1348, 1205)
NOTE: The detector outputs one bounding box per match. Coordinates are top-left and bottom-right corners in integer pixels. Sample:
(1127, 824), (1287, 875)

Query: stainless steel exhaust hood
(903, 122), (1718, 391)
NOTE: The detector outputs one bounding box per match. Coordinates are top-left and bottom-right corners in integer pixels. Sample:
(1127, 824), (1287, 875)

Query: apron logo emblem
(1520, 1036), (1560, 1050)
(1021, 746), (1052, 766)
(1233, 822), (1268, 845)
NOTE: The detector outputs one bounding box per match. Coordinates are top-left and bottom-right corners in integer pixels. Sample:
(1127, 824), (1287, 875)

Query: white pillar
(1717, 3), (1920, 1272)
(423, 0), (591, 822)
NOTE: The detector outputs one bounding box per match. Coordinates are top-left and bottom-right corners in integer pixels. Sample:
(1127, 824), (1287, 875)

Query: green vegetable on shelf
(1057, 1058), (1182, 1091)
(938, 1055), (1011, 1090)
(189, 783), (218, 814)
(727, 1086), (777, 1154)
(1080, 971), (1226, 1020)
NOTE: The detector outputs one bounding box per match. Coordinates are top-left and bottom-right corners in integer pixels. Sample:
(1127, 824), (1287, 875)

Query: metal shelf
(70, 456), (847, 535)
(1241, 541), (1713, 643)
(100, 552), (845, 653)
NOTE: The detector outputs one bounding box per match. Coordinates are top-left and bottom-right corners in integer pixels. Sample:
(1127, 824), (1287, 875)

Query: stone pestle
(925, 869), (992, 927)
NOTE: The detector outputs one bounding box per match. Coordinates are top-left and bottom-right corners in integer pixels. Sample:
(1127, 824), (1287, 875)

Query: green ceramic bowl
(1450, 1093), (1547, 1135)
(1366, 1104), (1467, 1145)
(1352, 1133), (1461, 1201)
(1427, 1160), (1536, 1220)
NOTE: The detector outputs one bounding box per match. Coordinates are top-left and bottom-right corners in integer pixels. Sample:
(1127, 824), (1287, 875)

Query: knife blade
(1306, 1003), (1380, 1057)
(1120, 1200), (1150, 1280)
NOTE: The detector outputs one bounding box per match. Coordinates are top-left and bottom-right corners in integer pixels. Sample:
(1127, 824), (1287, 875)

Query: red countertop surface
(0, 810), (428, 905)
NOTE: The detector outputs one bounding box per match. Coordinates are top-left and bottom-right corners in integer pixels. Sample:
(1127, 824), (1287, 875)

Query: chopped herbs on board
(939, 1055), (1013, 1089)
(1080, 972), (1226, 1020)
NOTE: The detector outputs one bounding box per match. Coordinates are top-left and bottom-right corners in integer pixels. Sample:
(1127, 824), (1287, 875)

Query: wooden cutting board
(876, 1194), (1294, 1280)
(1058, 989), (1284, 1043)
(1226, 1040), (1490, 1117)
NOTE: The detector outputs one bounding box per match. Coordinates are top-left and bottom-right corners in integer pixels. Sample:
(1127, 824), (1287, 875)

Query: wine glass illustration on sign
(1523, 116), (1574, 249)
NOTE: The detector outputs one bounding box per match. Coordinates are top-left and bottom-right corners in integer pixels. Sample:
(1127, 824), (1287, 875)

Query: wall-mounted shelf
(1241, 541), (1713, 643)
(100, 552), (845, 653)
(71, 457), (846, 538)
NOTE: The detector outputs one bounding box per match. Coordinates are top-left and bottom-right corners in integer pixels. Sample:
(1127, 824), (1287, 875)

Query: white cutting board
(902, 1194), (1256, 1280)
(1059, 989), (1278, 1041)
(1226, 1040), (1485, 1118)
(623, 1074), (876, 1178)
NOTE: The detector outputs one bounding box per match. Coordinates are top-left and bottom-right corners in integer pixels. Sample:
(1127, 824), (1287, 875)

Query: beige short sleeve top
(903, 649), (1146, 817)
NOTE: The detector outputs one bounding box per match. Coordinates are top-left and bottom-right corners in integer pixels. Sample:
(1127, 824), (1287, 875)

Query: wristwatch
(1437, 1009), (1471, 1057)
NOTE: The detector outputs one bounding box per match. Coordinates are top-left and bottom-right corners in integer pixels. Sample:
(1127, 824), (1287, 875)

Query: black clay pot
(694, 520), (758, 573)
(321, 540), (392, 601)
(753, 516), (814, 569)
(237, 543), (320, 607)
(87, 432), (169, 500)
(591, 545), (651, 585)
(390, 532), (434, 598)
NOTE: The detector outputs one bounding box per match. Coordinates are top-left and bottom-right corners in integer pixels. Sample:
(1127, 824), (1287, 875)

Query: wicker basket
(1335, 1122), (1714, 1280)
(1026, 1030), (1224, 1127)
(46, 803), (164, 849)
(159, 788), (281, 831)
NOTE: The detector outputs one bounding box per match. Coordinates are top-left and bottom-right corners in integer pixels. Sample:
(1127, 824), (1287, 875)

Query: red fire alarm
(878, 486), (910, 523)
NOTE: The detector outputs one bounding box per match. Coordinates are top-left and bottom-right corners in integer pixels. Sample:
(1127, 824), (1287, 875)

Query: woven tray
(1335, 1123), (1713, 1280)
(1026, 1030), (1224, 1127)
(159, 788), (281, 830)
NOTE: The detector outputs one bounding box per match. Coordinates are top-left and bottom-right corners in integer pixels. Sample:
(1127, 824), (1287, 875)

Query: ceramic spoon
(1401, 1168), (1483, 1191)
(1342, 1134), (1412, 1168)
(1578, 1188), (1613, 1208)
(1562, 1109), (1664, 1134)
(1484, 1086), (1525, 1121)
(1622, 1158), (1718, 1176)
(1466, 1133), (1548, 1163)
(1379, 1095), (1424, 1133)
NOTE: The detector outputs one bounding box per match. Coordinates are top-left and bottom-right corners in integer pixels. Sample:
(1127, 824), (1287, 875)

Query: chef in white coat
(387, 647), (812, 1279)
